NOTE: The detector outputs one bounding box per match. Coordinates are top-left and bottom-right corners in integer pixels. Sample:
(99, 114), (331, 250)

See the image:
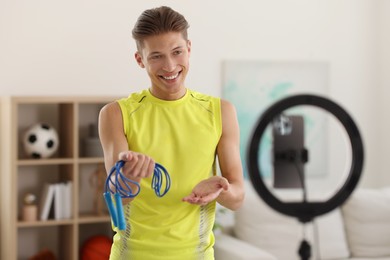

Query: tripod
(298, 238), (311, 260)
(297, 217), (318, 260)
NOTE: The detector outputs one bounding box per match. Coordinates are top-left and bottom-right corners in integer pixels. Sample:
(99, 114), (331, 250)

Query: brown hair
(132, 6), (190, 50)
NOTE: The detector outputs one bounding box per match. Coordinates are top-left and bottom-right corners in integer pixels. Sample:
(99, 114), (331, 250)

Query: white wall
(0, 0), (388, 187)
(379, 0), (390, 185)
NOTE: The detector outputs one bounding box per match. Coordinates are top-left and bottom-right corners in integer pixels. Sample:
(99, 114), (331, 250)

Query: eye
(151, 55), (161, 59)
(173, 50), (183, 55)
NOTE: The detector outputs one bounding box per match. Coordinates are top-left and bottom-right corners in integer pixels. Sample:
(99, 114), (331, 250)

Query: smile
(161, 72), (180, 80)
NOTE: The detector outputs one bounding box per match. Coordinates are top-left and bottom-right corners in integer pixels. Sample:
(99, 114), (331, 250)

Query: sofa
(214, 181), (390, 260)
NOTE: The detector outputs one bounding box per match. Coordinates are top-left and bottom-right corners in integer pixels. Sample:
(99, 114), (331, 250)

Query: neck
(149, 87), (187, 101)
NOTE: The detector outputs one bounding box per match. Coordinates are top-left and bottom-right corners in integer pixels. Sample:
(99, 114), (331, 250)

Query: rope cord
(103, 160), (171, 230)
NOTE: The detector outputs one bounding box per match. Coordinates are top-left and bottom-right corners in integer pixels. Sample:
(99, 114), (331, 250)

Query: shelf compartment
(18, 164), (75, 222)
(18, 225), (74, 260)
(77, 163), (107, 217)
(78, 222), (113, 257)
(77, 103), (107, 158)
(17, 102), (75, 160)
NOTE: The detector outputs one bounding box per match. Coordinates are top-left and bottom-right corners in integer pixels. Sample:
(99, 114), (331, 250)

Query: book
(54, 183), (63, 220)
(39, 183), (55, 221)
(62, 181), (73, 219)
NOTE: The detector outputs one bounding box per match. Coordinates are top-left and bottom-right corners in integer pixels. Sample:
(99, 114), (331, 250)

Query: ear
(187, 40), (192, 57)
(135, 52), (145, 68)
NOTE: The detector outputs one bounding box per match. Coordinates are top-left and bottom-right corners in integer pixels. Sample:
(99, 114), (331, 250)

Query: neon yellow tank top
(111, 89), (222, 260)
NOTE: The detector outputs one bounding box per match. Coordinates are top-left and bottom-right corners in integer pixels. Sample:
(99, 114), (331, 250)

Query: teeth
(162, 73), (178, 80)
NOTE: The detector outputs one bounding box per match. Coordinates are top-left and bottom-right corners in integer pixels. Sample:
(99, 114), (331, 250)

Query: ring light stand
(247, 94), (364, 260)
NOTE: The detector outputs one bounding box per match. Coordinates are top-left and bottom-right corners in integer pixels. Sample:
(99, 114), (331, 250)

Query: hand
(118, 151), (155, 180)
(182, 176), (229, 206)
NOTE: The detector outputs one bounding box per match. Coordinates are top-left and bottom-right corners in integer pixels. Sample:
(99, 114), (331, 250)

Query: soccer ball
(23, 123), (59, 159)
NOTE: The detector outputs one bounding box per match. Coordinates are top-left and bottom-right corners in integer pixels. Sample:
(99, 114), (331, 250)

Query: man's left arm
(215, 99), (245, 210)
(182, 100), (245, 210)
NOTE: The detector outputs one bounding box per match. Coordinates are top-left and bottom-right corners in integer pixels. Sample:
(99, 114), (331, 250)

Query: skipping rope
(103, 160), (171, 230)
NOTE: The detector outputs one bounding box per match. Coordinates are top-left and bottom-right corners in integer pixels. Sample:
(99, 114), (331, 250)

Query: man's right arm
(98, 102), (129, 175)
(98, 101), (155, 204)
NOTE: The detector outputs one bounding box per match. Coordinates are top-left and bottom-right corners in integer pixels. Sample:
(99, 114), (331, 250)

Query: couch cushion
(341, 187), (390, 258)
(349, 258), (390, 260)
(214, 233), (277, 260)
(315, 209), (351, 259)
(234, 181), (350, 260)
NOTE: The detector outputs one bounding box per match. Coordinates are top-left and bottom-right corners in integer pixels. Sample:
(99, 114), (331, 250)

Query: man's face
(135, 32), (191, 100)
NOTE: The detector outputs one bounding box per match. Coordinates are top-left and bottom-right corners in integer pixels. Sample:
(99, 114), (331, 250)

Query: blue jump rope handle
(103, 192), (118, 228)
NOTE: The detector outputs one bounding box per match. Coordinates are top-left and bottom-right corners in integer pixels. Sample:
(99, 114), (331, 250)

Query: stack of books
(39, 181), (73, 221)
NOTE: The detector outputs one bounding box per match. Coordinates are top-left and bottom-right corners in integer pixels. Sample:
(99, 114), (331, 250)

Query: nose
(162, 57), (176, 72)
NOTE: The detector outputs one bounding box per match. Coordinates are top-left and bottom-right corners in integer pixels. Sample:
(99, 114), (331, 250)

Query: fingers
(129, 154), (155, 178)
(182, 188), (223, 206)
(220, 177), (229, 191)
(118, 151), (155, 179)
(200, 190), (223, 203)
(182, 176), (231, 206)
(182, 195), (207, 206)
(118, 151), (133, 161)
(182, 193), (198, 203)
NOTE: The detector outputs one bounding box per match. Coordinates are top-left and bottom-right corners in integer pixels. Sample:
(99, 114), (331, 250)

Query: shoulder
(220, 99), (239, 131)
(188, 89), (218, 101)
(188, 89), (221, 113)
(99, 101), (122, 124)
(118, 90), (149, 106)
(99, 89), (147, 122)
(220, 99), (236, 115)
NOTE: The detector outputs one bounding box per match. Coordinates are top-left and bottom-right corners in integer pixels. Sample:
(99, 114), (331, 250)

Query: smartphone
(272, 115), (306, 189)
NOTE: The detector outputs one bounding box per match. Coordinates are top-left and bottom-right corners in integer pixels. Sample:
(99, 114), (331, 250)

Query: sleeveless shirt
(110, 89), (222, 260)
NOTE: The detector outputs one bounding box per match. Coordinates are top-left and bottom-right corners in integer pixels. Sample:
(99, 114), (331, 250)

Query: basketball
(81, 235), (112, 260)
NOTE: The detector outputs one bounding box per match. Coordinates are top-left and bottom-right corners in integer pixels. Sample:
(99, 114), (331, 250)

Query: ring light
(247, 94), (364, 223)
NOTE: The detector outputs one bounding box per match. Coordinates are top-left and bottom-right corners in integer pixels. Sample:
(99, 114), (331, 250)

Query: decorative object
(84, 123), (103, 157)
(222, 61), (328, 177)
(23, 123), (59, 159)
(89, 164), (107, 215)
(22, 193), (38, 222)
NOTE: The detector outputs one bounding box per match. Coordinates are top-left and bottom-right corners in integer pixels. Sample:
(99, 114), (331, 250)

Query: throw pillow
(341, 187), (390, 257)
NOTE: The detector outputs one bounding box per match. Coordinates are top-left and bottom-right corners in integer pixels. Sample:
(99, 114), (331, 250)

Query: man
(99, 6), (244, 260)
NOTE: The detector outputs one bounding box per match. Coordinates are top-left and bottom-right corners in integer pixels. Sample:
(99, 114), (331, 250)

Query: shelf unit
(1, 96), (118, 260)
(0, 97), (4, 259)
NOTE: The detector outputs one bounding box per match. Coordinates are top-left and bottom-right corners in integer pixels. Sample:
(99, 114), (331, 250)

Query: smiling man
(99, 6), (244, 260)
